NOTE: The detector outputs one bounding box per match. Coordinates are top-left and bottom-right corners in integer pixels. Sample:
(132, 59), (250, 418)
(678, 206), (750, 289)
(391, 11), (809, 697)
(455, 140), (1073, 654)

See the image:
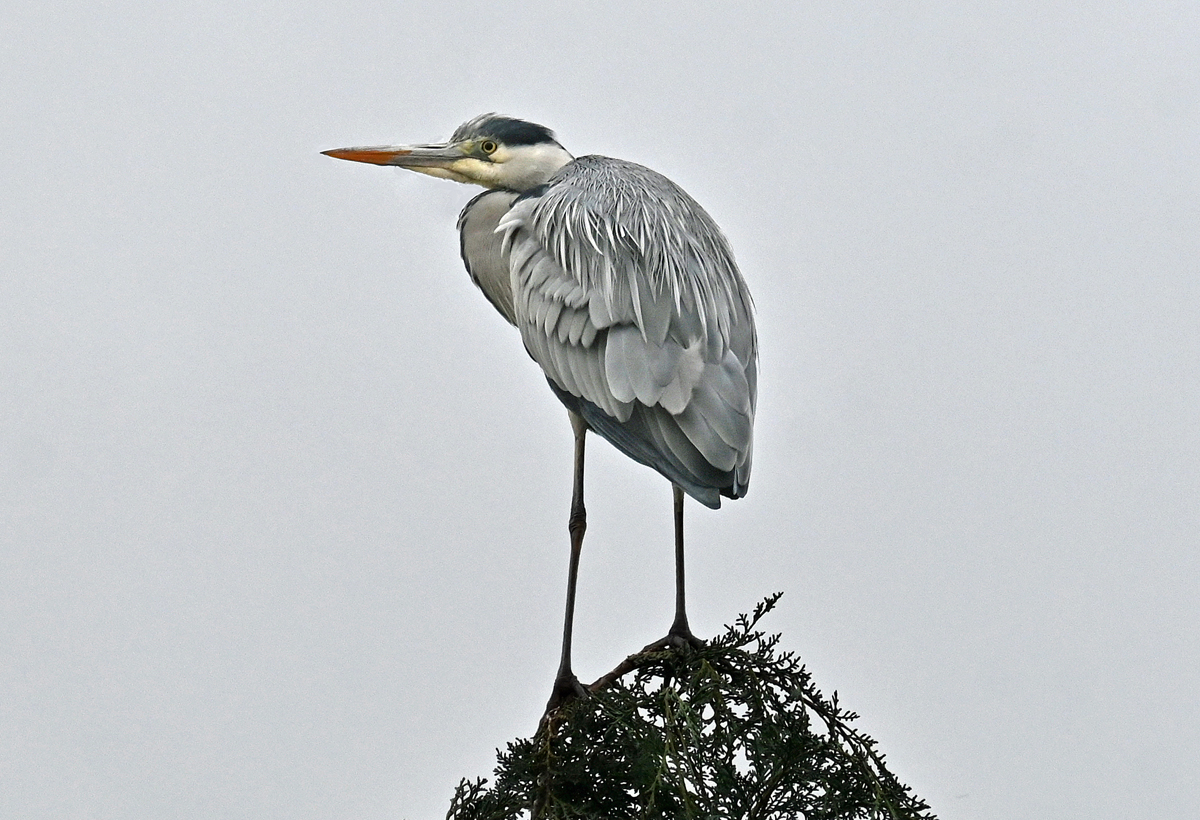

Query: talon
(642, 625), (706, 653)
(543, 673), (589, 715)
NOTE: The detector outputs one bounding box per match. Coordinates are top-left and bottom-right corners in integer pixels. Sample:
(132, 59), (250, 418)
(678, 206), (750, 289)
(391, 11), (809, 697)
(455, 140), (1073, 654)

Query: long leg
(644, 484), (704, 651)
(546, 412), (590, 712)
(668, 484), (693, 639)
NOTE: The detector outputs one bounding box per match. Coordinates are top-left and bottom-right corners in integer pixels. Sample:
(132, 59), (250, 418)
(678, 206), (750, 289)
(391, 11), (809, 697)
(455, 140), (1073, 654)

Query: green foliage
(446, 595), (936, 820)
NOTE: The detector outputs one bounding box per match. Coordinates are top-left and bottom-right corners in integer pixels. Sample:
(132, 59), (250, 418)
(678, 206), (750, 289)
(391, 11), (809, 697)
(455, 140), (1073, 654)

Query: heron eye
(480, 140), (498, 155)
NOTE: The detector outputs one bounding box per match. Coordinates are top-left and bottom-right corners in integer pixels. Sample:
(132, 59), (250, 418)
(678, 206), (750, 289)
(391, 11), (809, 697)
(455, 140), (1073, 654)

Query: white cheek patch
(409, 145), (573, 190)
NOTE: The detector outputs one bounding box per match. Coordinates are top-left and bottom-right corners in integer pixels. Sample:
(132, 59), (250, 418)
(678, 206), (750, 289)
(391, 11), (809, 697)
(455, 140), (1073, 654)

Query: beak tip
(322, 148), (362, 163)
(321, 147), (413, 166)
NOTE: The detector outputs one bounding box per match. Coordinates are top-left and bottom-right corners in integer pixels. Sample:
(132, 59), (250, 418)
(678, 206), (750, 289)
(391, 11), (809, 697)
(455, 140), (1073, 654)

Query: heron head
(322, 113), (574, 192)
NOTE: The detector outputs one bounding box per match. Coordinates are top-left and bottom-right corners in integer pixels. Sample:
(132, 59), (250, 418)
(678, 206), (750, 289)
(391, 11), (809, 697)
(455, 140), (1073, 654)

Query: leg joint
(568, 507), (587, 539)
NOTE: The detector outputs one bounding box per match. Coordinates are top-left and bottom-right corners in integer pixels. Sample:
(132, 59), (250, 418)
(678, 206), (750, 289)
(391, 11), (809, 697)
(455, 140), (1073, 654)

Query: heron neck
(501, 143), (574, 191)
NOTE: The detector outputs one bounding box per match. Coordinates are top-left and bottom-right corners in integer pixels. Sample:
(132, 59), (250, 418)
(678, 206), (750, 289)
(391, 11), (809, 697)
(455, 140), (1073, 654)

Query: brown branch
(586, 647), (664, 694)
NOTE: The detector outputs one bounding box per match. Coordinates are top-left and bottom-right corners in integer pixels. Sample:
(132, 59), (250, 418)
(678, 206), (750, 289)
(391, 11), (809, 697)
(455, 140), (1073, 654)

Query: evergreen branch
(446, 595), (936, 820)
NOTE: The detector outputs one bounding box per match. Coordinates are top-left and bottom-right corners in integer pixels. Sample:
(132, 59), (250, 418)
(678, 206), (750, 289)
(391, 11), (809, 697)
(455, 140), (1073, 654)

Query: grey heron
(323, 114), (757, 709)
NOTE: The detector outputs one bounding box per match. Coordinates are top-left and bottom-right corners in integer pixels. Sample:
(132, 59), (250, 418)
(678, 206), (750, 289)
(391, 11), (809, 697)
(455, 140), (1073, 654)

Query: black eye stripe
(452, 114), (557, 147)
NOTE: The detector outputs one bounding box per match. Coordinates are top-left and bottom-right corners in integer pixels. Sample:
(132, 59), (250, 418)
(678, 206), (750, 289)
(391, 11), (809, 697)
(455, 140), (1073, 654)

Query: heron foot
(543, 672), (590, 715)
(641, 624), (706, 653)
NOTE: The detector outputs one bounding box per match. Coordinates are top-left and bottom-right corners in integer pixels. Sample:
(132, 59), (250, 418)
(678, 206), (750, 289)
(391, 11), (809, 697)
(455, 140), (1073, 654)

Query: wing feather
(457, 190), (520, 324)
(674, 403), (738, 473)
(481, 155), (757, 504)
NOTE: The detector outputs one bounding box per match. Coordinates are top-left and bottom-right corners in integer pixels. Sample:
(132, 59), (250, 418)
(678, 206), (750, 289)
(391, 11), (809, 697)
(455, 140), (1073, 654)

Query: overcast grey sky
(3, 1), (1197, 818)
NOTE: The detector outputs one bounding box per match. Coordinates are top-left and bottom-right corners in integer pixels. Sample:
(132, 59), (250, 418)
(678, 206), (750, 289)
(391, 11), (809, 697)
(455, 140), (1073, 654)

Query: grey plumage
(458, 189), (520, 323)
(462, 154), (757, 507)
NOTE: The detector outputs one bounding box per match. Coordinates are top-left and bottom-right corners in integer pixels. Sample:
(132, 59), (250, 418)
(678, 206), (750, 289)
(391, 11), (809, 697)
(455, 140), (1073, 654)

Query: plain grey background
(3, 1), (1197, 818)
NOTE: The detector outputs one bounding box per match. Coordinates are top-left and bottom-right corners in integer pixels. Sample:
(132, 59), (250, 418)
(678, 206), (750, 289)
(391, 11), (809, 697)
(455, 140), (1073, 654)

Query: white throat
(498, 142), (575, 191)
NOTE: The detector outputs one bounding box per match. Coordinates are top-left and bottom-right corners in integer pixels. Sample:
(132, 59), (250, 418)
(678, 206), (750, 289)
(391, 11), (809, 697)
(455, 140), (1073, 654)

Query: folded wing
(463, 155), (757, 508)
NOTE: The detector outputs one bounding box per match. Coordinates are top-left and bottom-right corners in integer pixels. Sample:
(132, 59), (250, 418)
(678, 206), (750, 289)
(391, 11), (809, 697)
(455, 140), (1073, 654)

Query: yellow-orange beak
(321, 147), (410, 165)
(321, 143), (463, 168)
